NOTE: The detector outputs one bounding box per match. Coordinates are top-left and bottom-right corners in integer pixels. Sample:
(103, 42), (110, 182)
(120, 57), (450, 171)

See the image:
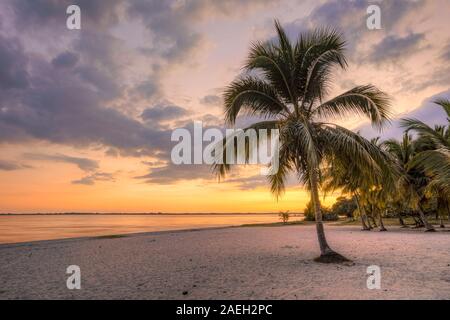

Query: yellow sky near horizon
(0, 0), (449, 213)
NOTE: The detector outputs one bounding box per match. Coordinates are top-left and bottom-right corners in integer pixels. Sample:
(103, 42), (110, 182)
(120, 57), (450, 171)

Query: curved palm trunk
(418, 204), (435, 232)
(310, 170), (350, 263)
(398, 215), (407, 228)
(446, 201), (450, 223)
(378, 210), (387, 231)
(354, 194), (370, 231)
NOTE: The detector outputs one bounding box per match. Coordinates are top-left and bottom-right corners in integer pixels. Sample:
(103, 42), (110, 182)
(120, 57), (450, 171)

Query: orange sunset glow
(0, 0), (449, 213)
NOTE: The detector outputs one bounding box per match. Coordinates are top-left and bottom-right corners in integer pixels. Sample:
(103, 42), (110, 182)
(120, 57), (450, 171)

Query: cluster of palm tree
(325, 101), (450, 233)
(214, 20), (449, 263)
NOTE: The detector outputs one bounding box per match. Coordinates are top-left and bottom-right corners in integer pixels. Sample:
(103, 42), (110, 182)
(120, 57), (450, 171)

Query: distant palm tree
(383, 134), (436, 231)
(215, 21), (391, 263)
(402, 99), (450, 222)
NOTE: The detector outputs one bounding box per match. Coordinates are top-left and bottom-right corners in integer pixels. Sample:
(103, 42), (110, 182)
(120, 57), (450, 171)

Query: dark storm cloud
(368, 33), (425, 63)
(358, 89), (450, 141)
(23, 153), (99, 172)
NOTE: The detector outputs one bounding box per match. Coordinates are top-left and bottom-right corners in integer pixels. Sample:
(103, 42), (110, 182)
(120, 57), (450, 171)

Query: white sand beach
(0, 224), (449, 300)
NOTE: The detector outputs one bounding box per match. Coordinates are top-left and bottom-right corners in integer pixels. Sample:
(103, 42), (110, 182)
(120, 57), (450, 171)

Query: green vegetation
(303, 201), (338, 222)
(325, 100), (450, 232)
(278, 211), (290, 224)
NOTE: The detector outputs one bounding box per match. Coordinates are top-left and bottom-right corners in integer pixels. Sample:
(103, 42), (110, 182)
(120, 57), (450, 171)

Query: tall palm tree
(215, 21), (391, 263)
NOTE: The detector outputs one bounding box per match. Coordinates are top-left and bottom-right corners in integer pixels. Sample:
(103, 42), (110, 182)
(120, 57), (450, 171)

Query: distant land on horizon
(0, 212), (304, 216)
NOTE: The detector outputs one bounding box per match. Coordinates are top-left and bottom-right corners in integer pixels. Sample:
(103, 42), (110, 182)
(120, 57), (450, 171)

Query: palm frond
(434, 98), (450, 121)
(314, 85), (391, 128)
(409, 148), (450, 194)
(244, 37), (295, 105)
(294, 27), (347, 107)
(213, 121), (280, 179)
(401, 118), (449, 148)
(223, 76), (288, 124)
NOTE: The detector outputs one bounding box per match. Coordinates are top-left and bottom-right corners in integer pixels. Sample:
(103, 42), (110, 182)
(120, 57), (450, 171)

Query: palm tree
(402, 99), (450, 223)
(322, 157), (372, 231)
(215, 21), (391, 263)
(322, 137), (396, 232)
(383, 134), (436, 231)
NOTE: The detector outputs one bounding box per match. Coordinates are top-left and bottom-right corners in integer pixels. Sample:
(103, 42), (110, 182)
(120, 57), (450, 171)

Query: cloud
(0, 36), (171, 157)
(368, 33), (425, 63)
(440, 41), (450, 61)
(0, 35), (29, 90)
(281, 0), (426, 62)
(23, 153), (99, 172)
(0, 160), (31, 171)
(0, 0), (284, 163)
(141, 104), (189, 122)
(223, 174), (268, 190)
(72, 172), (115, 186)
(358, 89), (450, 141)
(134, 79), (160, 100)
(9, 0), (123, 32)
(200, 95), (221, 106)
(51, 51), (79, 69)
(135, 163), (213, 184)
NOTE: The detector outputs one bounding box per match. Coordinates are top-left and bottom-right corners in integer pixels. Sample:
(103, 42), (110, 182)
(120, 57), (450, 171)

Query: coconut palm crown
(215, 20), (391, 262)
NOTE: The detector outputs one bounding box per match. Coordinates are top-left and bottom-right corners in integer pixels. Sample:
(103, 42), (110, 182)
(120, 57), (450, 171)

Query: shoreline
(1, 224), (449, 299)
(0, 213), (303, 216)
(0, 220), (307, 248)
(0, 218), (447, 248)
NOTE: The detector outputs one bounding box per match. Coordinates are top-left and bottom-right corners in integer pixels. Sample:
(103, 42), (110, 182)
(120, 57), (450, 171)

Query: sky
(0, 0), (449, 213)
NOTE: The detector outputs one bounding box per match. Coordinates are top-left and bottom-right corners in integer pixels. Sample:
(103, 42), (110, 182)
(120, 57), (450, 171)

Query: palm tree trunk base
(314, 251), (351, 264)
(379, 228), (387, 232)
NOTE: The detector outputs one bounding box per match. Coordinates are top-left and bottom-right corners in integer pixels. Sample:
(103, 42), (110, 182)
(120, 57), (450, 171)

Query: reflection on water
(0, 214), (297, 244)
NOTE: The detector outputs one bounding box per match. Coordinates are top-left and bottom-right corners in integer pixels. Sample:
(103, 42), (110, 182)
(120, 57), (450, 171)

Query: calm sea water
(0, 214), (290, 244)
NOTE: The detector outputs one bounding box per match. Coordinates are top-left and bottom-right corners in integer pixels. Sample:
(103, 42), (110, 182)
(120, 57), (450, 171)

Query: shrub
(331, 197), (357, 218)
(303, 201), (338, 221)
(278, 211), (290, 224)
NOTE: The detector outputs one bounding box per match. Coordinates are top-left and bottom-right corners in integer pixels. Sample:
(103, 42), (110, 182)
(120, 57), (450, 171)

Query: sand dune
(0, 224), (449, 300)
